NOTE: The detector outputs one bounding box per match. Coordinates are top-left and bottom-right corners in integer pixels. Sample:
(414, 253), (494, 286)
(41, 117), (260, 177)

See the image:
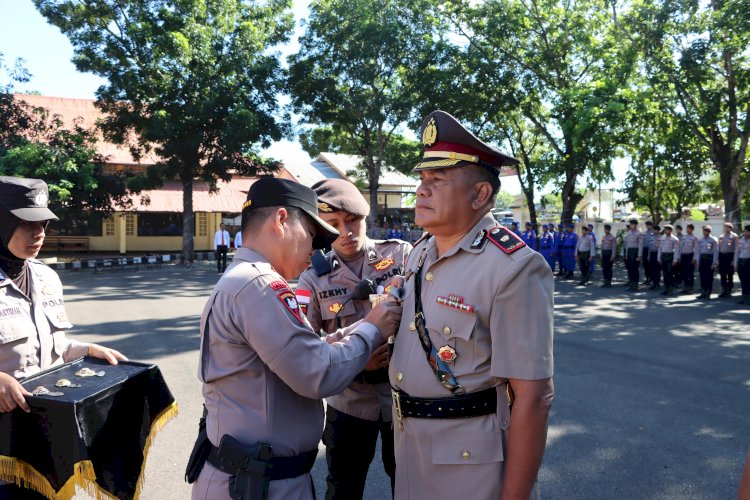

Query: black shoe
(719, 289), (728, 298)
(736, 297), (747, 305)
(649, 285), (657, 290)
(697, 292), (706, 299)
(661, 289), (670, 296)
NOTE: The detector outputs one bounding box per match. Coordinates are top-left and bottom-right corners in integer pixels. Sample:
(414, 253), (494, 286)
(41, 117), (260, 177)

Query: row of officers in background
(517, 219), (750, 303)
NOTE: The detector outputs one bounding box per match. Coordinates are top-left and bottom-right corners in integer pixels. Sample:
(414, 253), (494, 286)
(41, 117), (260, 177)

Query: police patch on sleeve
(487, 227), (526, 254)
(278, 290), (304, 324)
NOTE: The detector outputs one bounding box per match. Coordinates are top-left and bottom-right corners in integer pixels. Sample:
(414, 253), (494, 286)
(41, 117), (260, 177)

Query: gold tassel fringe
(0, 400), (178, 500)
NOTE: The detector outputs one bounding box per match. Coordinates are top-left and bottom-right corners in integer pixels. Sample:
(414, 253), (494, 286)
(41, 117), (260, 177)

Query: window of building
(197, 213), (208, 237)
(125, 214), (136, 236)
(47, 212), (106, 237)
(138, 213), (183, 236)
(104, 217), (115, 236)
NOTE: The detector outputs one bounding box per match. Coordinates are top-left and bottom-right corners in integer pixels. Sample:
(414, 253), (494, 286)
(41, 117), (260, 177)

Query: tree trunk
(181, 168), (195, 265)
(559, 158), (582, 225)
(367, 157), (380, 228)
(714, 145), (742, 225)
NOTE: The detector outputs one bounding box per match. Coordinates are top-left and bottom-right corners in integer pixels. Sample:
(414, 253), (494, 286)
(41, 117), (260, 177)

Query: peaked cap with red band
(414, 110), (519, 171)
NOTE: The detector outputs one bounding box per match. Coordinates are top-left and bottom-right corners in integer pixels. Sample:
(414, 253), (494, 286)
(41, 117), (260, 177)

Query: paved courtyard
(57, 261), (750, 499)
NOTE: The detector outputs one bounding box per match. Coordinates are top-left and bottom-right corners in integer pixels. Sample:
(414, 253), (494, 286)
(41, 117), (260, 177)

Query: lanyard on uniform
(412, 246), (465, 395)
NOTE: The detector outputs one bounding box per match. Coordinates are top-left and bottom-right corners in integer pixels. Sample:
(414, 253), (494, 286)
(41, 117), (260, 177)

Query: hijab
(0, 206), (31, 296)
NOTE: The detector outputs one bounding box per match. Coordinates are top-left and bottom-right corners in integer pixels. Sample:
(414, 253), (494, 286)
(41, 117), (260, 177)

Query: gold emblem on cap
(318, 202), (333, 213)
(242, 199), (253, 210)
(422, 117), (437, 146)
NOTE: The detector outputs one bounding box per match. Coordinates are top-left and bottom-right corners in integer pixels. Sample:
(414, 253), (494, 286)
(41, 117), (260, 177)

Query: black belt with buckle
(391, 387), (497, 422)
(353, 368), (389, 385)
(206, 443), (316, 481)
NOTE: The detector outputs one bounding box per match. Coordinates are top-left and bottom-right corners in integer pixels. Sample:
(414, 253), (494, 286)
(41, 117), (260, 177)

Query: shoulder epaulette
(487, 226), (526, 254)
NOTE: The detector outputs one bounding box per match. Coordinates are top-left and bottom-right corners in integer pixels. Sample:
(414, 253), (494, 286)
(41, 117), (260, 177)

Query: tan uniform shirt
(624, 229), (643, 257)
(658, 234), (680, 260)
(679, 233), (699, 259)
(388, 213), (554, 499)
(719, 232), (738, 254)
(192, 248), (381, 500)
(297, 238), (411, 422)
(0, 260), (88, 378)
(734, 237), (750, 267)
(576, 234), (595, 255)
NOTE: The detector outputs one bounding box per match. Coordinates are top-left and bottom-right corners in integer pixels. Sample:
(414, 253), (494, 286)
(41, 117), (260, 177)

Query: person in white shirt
(234, 230), (242, 250)
(213, 223), (231, 273)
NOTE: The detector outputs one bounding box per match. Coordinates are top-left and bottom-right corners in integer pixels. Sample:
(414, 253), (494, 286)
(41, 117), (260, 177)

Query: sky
(0, 0), (627, 197)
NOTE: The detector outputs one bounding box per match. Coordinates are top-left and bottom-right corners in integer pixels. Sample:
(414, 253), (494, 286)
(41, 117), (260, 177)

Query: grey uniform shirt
(734, 237), (750, 266)
(193, 248), (381, 500)
(388, 213), (554, 499)
(600, 233), (616, 255)
(576, 234), (595, 255)
(624, 229), (643, 257)
(0, 260), (88, 378)
(719, 232), (738, 254)
(679, 234), (699, 256)
(297, 238), (412, 422)
(658, 234), (680, 260)
(697, 236), (719, 265)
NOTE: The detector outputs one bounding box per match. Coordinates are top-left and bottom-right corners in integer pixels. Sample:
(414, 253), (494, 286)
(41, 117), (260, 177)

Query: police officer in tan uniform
(657, 224), (680, 295)
(296, 179), (411, 499)
(189, 178), (402, 500)
(623, 219), (643, 290)
(718, 222), (738, 297)
(389, 111), (554, 499)
(0, 176), (126, 497)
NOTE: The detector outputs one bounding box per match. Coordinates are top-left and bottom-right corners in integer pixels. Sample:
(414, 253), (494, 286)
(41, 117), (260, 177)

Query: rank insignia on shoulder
(278, 290), (304, 324)
(367, 248), (378, 262)
(470, 229), (488, 249)
(269, 280), (288, 291)
(487, 226), (526, 254)
(329, 302), (344, 314)
(437, 345), (457, 364)
(374, 257), (394, 271)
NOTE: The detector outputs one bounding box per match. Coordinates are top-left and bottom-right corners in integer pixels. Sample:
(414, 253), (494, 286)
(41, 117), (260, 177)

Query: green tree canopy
(287, 0), (437, 221)
(35, 0), (293, 262)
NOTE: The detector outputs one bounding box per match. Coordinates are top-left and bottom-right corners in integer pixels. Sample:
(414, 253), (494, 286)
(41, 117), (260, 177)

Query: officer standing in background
(189, 178), (402, 500)
(575, 225), (595, 286)
(213, 222), (231, 273)
(587, 223), (597, 277)
(695, 225), (719, 300)
(561, 223), (578, 279)
(555, 223), (566, 276)
(734, 225), (750, 305)
(657, 224), (680, 295)
(296, 179), (412, 499)
(648, 225), (662, 289)
(539, 224), (556, 270)
(718, 222), (738, 298)
(522, 222), (538, 251)
(389, 110), (554, 500)
(642, 221), (654, 284)
(600, 224), (616, 288)
(233, 228), (242, 250)
(678, 223), (699, 294)
(672, 225), (683, 288)
(510, 221), (521, 237)
(548, 224), (558, 273)
(623, 219), (643, 291)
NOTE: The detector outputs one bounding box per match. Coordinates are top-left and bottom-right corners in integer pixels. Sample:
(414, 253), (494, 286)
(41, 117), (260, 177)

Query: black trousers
(625, 249), (640, 284)
(738, 258), (750, 296)
(649, 251), (661, 286)
(661, 254), (675, 289)
(672, 259), (681, 285)
(642, 252), (651, 282)
(680, 253), (695, 288)
(699, 256), (715, 293)
(718, 252), (734, 290)
(323, 405), (395, 500)
(578, 251), (591, 282)
(215, 245), (228, 272)
(602, 250), (614, 282)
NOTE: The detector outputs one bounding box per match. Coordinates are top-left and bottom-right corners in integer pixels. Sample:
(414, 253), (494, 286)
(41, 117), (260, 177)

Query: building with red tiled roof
(12, 94), (295, 254)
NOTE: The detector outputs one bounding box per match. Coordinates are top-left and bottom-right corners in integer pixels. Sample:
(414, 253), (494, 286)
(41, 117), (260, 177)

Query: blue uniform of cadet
(556, 226), (565, 272)
(589, 230), (597, 274)
(539, 230), (556, 270)
(562, 229), (578, 272)
(548, 229), (557, 272)
(522, 226), (538, 251)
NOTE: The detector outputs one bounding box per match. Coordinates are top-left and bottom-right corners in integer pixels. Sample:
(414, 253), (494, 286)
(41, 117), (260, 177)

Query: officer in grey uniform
(734, 225), (750, 305)
(648, 225), (661, 289)
(188, 178), (402, 500)
(600, 224), (616, 288)
(657, 224), (680, 295)
(296, 179), (412, 499)
(642, 221), (654, 284)
(575, 226), (595, 286)
(0, 176), (127, 497)
(718, 222), (738, 297)
(677, 224), (699, 293)
(623, 219), (643, 290)
(695, 225), (719, 300)
(389, 111), (554, 499)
